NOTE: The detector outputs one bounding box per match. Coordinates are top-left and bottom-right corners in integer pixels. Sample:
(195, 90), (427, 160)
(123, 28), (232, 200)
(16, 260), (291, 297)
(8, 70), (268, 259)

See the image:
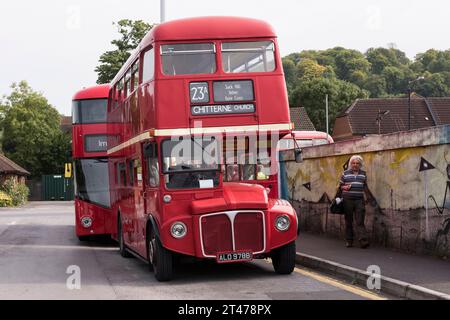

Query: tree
(95, 19), (154, 84)
(415, 73), (450, 97)
(282, 58), (296, 95)
(296, 59), (328, 81)
(290, 78), (368, 132)
(364, 74), (387, 97)
(0, 81), (70, 178)
(366, 47), (410, 74)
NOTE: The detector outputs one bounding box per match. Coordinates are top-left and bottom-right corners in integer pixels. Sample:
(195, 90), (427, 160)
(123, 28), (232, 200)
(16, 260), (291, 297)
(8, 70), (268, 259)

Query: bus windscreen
(74, 158), (111, 208)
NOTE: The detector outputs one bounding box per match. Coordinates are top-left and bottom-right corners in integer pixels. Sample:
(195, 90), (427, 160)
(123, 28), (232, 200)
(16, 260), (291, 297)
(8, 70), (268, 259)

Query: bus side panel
(255, 75), (290, 126)
(155, 80), (188, 130)
(75, 199), (108, 236)
(141, 82), (156, 132)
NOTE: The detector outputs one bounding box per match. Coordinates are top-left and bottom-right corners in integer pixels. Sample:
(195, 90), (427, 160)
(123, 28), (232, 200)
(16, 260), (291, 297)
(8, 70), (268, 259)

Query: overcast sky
(1, 0), (449, 116)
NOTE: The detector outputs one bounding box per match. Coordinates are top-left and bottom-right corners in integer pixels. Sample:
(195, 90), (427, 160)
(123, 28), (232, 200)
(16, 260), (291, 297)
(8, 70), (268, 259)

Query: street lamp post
(408, 76), (425, 131)
(160, 0), (166, 23)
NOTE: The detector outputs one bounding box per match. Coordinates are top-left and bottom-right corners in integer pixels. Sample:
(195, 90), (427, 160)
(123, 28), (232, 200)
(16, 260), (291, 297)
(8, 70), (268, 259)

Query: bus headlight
(81, 216), (93, 229)
(171, 222), (187, 239)
(163, 195), (172, 203)
(275, 215), (290, 232)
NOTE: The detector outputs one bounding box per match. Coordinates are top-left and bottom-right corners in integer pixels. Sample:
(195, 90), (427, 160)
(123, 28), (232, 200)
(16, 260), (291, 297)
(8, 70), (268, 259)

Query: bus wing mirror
(295, 148), (303, 163)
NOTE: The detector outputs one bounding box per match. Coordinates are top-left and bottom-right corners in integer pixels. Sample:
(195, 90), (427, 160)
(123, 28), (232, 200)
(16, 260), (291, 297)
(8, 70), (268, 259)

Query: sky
(0, 0), (449, 116)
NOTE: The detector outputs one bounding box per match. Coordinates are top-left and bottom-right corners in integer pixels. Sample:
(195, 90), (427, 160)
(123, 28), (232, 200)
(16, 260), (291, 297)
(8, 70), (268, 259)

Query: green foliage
(0, 81), (71, 178)
(0, 191), (12, 207)
(1, 178), (29, 207)
(95, 19), (154, 84)
(283, 46), (450, 131)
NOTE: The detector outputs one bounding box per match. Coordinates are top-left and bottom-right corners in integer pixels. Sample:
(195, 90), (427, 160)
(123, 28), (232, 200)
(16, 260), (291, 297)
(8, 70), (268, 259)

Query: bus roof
(285, 131), (334, 143)
(146, 16), (277, 43)
(72, 84), (110, 101)
(111, 16), (277, 85)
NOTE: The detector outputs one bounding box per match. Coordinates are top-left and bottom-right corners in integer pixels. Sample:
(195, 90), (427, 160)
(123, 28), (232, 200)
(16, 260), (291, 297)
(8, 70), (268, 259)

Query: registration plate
(216, 251), (253, 264)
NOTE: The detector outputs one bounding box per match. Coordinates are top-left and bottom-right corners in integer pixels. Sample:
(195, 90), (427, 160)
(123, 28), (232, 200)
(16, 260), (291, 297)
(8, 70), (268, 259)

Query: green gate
(41, 175), (74, 201)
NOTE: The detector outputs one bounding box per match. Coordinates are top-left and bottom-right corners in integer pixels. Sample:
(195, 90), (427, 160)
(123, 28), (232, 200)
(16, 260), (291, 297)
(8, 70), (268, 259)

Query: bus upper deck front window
(161, 43), (216, 76)
(222, 41), (275, 73)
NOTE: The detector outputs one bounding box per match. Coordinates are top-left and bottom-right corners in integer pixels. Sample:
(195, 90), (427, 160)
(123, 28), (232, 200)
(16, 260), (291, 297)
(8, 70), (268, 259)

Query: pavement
(295, 232), (450, 299)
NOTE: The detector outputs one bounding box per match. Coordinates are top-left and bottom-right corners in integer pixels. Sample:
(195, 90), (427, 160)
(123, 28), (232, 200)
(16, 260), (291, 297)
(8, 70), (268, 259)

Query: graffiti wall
(284, 125), (450, 257)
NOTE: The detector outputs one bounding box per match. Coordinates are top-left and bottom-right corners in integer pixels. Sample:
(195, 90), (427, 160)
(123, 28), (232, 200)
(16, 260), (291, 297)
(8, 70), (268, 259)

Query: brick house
(0, 154), (30, 185)
(333, 95), (450, 141)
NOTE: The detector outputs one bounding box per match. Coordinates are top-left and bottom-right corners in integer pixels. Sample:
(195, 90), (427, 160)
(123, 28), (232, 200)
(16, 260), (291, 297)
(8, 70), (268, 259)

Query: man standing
(339, 155), (372, 249)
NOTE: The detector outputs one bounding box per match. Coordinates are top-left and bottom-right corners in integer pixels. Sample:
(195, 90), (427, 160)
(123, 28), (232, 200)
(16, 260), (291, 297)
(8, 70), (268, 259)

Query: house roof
(337, 96), (450, 135)
(0, 154), (30, 176)
(60, 116), (72, 126)
(290, 107), (316, 131)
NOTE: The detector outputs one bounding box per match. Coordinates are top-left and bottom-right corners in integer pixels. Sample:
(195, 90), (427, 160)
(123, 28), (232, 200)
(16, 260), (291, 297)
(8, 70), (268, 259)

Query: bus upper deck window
(160, 43), (216, 76)
(222, 41), (275, 73)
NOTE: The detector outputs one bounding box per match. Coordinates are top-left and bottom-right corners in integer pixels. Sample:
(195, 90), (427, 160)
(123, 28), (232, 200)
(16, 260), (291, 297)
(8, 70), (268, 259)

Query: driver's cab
(223, 150), (276, 198)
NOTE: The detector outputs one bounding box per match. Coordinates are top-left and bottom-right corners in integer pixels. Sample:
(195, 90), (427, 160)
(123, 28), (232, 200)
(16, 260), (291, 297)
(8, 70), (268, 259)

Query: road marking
(7, 221), (17, 226)
(263, 259), (386, 300)
(293, 266), (387, 300)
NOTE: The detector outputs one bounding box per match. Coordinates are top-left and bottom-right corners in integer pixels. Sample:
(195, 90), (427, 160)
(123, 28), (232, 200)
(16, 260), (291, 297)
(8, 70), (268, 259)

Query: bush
(1, 178), (29, 207)
(0, 191), (12, 207)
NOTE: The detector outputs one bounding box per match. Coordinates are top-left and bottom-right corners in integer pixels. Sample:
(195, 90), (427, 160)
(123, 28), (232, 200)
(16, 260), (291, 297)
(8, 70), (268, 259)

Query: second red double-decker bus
(72, 85), (113, 241)
(107, 16), (298, 281)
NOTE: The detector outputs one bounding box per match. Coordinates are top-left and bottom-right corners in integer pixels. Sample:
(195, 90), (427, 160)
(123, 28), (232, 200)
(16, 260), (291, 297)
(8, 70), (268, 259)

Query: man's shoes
(360, 240), (370, 249)
(346, 241), (353, 248)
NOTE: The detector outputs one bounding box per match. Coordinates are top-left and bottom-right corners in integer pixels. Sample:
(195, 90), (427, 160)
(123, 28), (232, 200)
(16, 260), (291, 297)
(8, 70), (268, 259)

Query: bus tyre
(271, 241), (296, 275)
(149, 233), (173, 282)
(118, 218), (132, 258)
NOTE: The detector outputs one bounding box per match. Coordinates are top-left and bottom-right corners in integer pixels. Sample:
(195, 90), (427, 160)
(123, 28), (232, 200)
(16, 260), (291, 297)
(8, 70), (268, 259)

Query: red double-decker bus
(107, 16), (298, 281)
(72, 85), (113, 241)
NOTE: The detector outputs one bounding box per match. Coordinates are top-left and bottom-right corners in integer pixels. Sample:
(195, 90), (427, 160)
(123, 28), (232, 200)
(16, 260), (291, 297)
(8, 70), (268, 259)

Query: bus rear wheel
(271, 241), (296, 275)
(148, 232), (173, 282)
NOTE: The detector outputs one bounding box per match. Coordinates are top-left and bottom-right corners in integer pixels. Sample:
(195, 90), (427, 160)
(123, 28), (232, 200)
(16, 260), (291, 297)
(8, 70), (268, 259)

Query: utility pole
(408, 87), (412, 131)
(160, 0), (166, 23)
(325, 94), (329, 141)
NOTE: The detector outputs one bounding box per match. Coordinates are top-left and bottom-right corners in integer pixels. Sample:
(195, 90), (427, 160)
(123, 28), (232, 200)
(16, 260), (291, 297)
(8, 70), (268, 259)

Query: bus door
(129, 155), (146, 254)
(142, 142), (161, 236)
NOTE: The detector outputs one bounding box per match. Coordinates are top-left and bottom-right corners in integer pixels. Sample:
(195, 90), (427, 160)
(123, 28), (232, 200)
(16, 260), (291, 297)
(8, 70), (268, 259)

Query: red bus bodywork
(107, 17), (298, 281)
(278, 130), (334, 151)
(72, 84), (113, 240)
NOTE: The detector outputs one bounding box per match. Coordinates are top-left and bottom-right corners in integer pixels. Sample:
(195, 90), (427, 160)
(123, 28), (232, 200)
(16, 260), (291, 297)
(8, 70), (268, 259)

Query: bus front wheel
(148, 231), (173, 282)
(271, 241), (296, 275)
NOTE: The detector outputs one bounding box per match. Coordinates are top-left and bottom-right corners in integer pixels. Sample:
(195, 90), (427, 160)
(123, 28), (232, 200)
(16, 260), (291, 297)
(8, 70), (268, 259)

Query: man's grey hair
(349, 155), (364, 167)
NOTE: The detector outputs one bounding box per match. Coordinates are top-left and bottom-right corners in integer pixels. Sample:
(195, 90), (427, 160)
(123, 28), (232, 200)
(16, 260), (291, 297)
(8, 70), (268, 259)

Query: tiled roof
(426, 98), (450, 125)
(0, 154), (30, 176)
(339, 96), (450, 135)
(60, 116), (72, 126)
(290, 107), (316, 131)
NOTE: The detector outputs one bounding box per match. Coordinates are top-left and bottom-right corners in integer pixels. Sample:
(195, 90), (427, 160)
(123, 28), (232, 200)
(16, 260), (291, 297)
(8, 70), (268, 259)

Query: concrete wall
(284, 125), (450, 257)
